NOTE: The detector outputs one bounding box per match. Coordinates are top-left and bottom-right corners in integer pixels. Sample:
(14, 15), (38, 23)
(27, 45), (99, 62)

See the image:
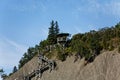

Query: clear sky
(0, 0), (120, 78)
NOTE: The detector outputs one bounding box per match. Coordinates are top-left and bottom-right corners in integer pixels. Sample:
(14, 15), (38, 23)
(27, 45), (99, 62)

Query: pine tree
(54, 21), (59, 35)
(47, 20), (56, 45)
(13, 66), (17, 73)
(48, 20), (55, 36)
(0, 69), (4, 75)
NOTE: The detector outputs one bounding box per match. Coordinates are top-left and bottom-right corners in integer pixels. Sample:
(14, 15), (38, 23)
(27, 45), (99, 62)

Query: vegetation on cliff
(18, 21), (120, 69)
(4, 21), (120, 79)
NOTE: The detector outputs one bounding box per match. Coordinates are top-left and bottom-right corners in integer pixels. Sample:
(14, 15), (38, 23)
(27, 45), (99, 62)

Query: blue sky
(0, 0), (120, 78)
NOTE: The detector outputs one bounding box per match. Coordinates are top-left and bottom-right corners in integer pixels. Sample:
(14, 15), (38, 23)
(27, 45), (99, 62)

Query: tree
(54, 21), (59, 35)
(0, 69), (3, 72)
(0, 69), (7, 80)
(39, 40), (49, 49)
(35, 45), (40, 53)
(47, 20), (60, 45)
(115, 23), (120, 37)
(47, 20), (56, 45)
(0, 69), (4, 75)
(12, 66), (17, 73)
(23, 52), (28, 61)
(71, 33), (89, 58)
(27, 47), (35, 59)
(18, 57), (24, 69)
(1, 74), (8, 80)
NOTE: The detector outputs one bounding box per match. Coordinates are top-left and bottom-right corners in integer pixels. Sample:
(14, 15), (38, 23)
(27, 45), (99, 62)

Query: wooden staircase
(24, 54), (56, 80)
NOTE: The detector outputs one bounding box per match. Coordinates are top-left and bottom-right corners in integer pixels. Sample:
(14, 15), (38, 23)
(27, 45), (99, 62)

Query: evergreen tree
(54, 21), (59, 35)
(23, 52), (28, 61)
(48, 20), (55, 35)
(27, 47), (35, 59)
(0, 69), (7, 80)
(39, 40), (49, 49)
(0, 69), (3, 75)
(12, 66), (17, 73)
(18, 59), (23, 69)
(1, 74), (7, 80)
(115, 23), (120, 37)
(47, 20), (56, 45)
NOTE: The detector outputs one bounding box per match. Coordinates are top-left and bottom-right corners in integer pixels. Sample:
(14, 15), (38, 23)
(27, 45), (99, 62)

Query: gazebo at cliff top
(57, 33), (70, 44)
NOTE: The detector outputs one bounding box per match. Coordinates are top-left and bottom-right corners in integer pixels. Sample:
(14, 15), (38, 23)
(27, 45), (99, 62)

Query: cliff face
(6, 50), (120, 80)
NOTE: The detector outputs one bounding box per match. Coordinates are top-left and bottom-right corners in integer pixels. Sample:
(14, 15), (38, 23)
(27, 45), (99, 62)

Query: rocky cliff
(6, 50), (120, 80)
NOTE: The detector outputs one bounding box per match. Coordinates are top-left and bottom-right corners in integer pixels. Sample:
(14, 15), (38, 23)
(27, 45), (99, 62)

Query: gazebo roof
(57, 33), (70, 37)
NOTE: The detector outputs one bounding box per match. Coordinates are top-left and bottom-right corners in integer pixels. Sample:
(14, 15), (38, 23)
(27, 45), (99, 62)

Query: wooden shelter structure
(57, 33), (70, 47)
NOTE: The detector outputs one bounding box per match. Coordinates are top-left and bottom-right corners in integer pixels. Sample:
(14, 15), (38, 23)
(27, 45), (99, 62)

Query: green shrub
(46, 52), (53, 59)
(57, 52), (66, 61)
(65, 47), (72, 56)
(84, 52), (95, 63)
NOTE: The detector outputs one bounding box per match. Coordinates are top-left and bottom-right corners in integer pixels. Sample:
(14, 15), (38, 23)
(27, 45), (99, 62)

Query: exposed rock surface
(6, 50), (120, 80)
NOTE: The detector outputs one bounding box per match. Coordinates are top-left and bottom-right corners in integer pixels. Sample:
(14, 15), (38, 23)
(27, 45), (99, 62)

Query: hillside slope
(6, 50), (120, 80)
